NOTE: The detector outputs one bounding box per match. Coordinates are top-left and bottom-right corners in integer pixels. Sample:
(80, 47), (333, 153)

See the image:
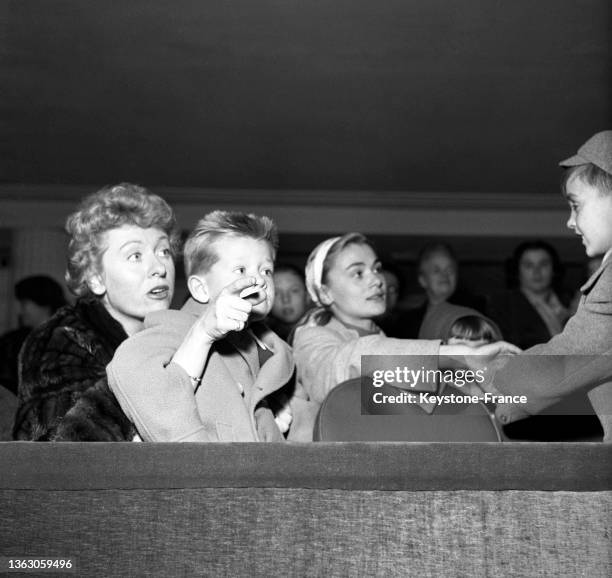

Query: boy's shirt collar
(580, 254), (611, 294)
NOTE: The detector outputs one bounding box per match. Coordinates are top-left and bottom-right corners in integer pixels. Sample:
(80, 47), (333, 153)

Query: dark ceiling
(2, 1), (610, 193)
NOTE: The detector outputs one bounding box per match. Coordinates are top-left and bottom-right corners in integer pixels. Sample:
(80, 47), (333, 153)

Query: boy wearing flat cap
(484, 131), (612, 441)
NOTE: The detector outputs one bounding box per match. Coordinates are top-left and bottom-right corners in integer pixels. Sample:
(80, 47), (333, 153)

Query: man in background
(0, 275), (66, 395)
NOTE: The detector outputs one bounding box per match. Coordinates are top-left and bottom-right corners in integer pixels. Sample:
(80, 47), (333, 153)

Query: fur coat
(13, 298), (136, 441)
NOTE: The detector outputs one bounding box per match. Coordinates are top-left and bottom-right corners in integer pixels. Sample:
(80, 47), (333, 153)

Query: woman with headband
(290, 233), (520, 440)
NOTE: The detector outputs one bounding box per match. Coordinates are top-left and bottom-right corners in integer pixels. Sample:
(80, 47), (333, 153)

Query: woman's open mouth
(148, 285), (170, 300)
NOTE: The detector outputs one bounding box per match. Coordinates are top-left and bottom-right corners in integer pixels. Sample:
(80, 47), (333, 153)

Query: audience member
(0, 275), (66, 395)
(374, 260), (408, 338)
(13, 183), (178, 441)
(108, 211), (295, 442)
(488, 240), (571, 349)
(402, 242), (485, 338)
(482, 130), (612, 441)
(266, 263), (310, 341)
(290, 233), (519, 440)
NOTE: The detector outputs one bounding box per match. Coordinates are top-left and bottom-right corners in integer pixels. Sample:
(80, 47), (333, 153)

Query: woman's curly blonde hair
(65, 183), (180, 297)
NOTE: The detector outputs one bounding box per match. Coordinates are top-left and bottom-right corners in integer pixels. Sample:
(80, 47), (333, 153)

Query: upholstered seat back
(314, 378), (502, 441)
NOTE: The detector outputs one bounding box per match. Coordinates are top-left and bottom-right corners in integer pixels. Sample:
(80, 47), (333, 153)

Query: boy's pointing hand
(200, 277), (264, 341)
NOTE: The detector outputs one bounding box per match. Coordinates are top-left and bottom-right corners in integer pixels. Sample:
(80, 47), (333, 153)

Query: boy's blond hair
(183, 210), (278, 277)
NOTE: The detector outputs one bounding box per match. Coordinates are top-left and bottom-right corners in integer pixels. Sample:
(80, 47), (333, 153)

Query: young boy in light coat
(108, 211), (294, 442)
(488, 131), (612, 441)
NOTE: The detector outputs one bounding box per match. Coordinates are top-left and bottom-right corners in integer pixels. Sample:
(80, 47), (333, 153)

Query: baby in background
(444, 313), (502, 397)
(408, 300), (501, 399)
(446, 315), (500, 347)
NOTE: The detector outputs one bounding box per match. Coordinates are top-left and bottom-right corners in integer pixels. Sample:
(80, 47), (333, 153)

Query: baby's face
(446, 337), (489, 348)
(203, 236), (275, 320)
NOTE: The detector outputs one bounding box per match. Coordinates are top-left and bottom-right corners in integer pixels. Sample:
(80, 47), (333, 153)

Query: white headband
(305, 236), (341, 305)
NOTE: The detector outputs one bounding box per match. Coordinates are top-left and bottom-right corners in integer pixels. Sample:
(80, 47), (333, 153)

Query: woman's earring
(88, 275), (106, 296)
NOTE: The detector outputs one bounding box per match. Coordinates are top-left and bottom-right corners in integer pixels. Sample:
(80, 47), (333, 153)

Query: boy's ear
(188, 275), (210, 304)
(87, 273), (106, 296)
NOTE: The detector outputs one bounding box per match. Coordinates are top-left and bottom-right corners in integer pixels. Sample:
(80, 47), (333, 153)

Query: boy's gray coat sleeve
(107, 317), (213, 442)
(492, 261), (612, 431)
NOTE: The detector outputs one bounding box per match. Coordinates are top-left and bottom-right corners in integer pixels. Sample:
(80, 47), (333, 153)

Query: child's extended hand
(199, 276), (267, 342)
(440, 340), (521, 372)
(463, 341), (521, 370)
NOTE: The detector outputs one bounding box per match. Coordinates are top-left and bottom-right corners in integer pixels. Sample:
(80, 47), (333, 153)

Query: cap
(559, 130), (612, 176)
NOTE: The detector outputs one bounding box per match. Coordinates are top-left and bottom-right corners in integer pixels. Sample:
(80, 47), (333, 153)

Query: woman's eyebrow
(345, 261), (366, 270)
(119, 239), (144, 250)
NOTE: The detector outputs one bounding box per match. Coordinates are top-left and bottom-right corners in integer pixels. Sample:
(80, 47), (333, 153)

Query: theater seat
(313, 378), (502, 442)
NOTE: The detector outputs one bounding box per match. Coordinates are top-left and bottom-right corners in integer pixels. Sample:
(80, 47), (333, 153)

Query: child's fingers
(220, 294), (253, 314)
(226, 308), (250, 323)
(223, 276), (258, 297)
(216, 314), (246, 333)
(239, 284), (262, 300)
(243, 289), (267, 306)
(221, 277), (267, 306)
(216, 299), (251, 332)
(498, 341), (522, 355)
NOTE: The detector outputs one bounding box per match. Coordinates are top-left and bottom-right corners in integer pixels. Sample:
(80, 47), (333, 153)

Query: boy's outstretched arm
(171, 276), (263, 387)
(107, 277), (266, 442)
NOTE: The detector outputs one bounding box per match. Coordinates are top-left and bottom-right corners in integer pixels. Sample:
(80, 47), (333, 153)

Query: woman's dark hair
(506, 240), (565, 291)
(380, 260), (405, 301)
(448, 315), (500, 343)
(15, 275), (67, 312)
(274, 262), (305, 282)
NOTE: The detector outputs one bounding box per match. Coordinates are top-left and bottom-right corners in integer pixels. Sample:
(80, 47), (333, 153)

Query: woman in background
(488, 240), (570, 350)
(13, 183), (179, 441)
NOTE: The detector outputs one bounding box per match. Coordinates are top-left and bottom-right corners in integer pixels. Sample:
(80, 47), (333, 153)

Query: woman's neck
(331, 310), (376, 333)
(102, 305), (144, 336)
(521, 286), (552, 301)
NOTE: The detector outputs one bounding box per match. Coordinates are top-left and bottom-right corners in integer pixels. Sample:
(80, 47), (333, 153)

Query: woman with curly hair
(13, 183), (179, 441)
